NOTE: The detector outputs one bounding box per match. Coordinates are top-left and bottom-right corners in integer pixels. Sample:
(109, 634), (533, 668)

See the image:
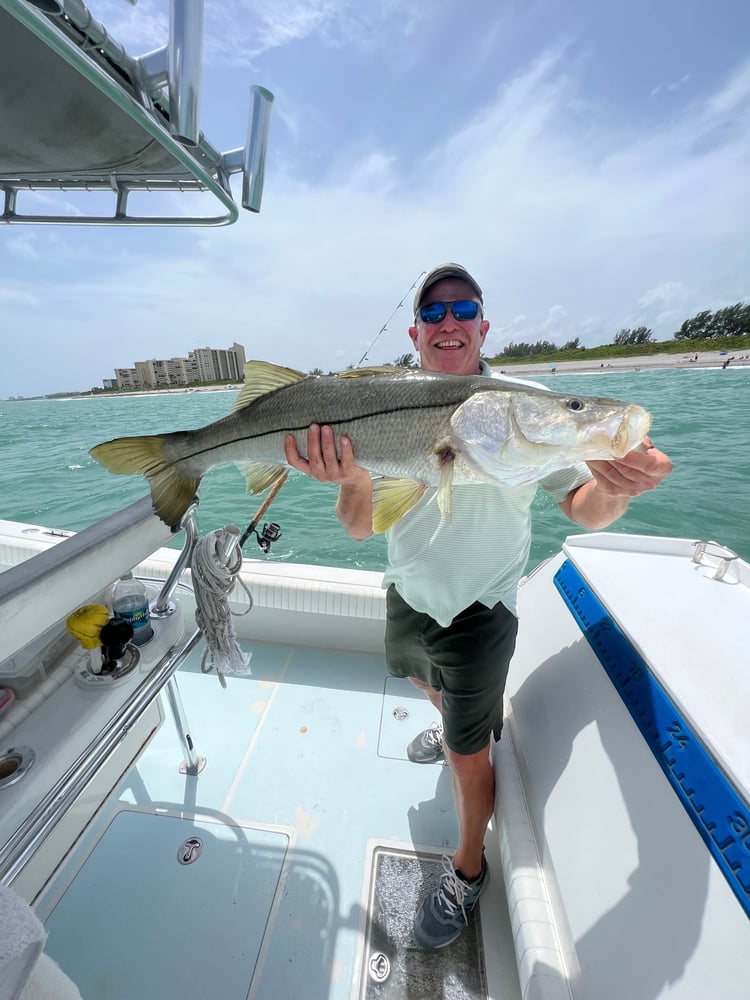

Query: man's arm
(284, 424), (374, 541)
(559, 437), (673, 529)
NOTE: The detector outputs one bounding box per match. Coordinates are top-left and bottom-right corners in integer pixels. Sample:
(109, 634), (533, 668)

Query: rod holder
(216, 525), (241, 566)
(152, 500), (200, 618)
(167, 0), (204, 145)
(242, 85), (274, 211)
(221, 86), (274, 213)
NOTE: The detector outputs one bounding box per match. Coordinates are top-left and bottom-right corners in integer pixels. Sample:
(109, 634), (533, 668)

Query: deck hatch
(42, 809), (289, 998)
(360, 847), (488, 999)
(378, 677), (446, 763)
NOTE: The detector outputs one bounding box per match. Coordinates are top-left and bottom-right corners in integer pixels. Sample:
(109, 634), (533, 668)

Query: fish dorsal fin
(335, 366), (411, 379)
(371, 477), (427, 533)
(233, 360), (308, 412)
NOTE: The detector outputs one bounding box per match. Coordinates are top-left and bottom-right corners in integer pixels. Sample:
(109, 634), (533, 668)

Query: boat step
(360, 846), (487, 999)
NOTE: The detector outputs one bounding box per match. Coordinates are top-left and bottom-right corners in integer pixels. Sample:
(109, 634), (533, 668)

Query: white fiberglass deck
(33, 636), (521, 1000)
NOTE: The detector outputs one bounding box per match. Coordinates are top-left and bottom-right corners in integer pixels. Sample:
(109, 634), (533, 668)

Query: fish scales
(168, 371), (478, 481)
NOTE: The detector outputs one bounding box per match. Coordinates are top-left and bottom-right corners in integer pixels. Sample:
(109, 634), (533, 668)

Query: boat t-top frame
(0, 0), (274, 226)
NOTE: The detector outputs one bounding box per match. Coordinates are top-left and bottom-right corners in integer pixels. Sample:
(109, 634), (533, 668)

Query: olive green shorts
(384, 585), (518, 756)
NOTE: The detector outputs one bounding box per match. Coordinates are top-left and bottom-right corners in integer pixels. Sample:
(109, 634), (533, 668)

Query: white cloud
(668, 73), (691, 93)
(246, 0), (424, 58)
(91, 0), (169, 52)
(102, 0), (427, 67)
(704, 59), (750, 118)
(4, 233), (39, 261)
(650, 72), (691, 98)
(638, 282), (685, 308)
(541, 305), (569, 333)
(0, 287), (40, 306)
(2, 25), (750, 395)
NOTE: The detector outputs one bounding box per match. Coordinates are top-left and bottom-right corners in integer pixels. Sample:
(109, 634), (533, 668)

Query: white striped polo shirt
(382, 364), (591, 626)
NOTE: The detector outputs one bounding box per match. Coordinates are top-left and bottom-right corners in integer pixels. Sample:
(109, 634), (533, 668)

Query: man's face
(409, 277), (490, 376)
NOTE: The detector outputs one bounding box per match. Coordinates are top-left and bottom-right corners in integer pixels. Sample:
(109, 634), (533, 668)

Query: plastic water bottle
(112, 571), (153, 646)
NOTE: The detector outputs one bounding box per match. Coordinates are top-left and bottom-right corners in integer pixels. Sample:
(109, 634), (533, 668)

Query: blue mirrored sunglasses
(418, 299), (481, 324)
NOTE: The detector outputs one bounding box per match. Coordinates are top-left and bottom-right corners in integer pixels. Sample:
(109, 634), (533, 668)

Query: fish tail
(90, 435), (200, 527)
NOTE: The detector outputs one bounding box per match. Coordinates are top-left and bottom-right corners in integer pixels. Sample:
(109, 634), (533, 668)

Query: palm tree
(392, 352), (416, 368)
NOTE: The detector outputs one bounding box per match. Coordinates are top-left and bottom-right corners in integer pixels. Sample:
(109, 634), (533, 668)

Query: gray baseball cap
(413, 263), (484, 315)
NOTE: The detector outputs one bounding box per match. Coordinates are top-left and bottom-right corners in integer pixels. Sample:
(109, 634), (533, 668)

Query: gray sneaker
(406, 722), (444, 763)
(414, 854), (489, 949)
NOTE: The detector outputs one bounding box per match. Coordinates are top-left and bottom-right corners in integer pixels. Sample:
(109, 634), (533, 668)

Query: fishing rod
(239, 472), (288, 551)
(355, 271), (426, 367)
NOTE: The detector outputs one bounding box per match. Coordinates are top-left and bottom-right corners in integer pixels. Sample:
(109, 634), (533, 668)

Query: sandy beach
(490, 349), (749, 377)
(50, 349), (748, 400)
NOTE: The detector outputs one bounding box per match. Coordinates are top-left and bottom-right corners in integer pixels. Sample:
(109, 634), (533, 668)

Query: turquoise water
(2, 368), (748, 572)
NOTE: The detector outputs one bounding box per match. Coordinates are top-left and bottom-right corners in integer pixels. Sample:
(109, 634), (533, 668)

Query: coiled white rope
(191, 526), (252, 688)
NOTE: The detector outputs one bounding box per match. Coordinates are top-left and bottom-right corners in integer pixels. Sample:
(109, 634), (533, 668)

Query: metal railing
(0, 626), (202, 886)
(0, 0), (274, 225)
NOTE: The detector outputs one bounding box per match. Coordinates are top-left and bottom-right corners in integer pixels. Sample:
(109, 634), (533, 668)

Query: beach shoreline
(39, 349), (750, 400)
(50, 385), (243, 401)
(489, 350), (749, 377)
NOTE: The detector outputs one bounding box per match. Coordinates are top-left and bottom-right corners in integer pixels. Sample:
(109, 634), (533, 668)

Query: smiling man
(285, 263), (672, 949)
(407, 264), (489, 376)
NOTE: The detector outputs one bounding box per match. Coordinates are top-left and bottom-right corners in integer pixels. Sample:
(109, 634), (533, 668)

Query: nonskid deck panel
(361, 847), (488, 1000)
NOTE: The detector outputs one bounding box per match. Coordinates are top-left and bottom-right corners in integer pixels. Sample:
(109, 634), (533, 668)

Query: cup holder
(0, 747), (35, 789)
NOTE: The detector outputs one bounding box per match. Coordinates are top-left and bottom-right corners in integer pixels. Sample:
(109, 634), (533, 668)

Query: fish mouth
(581, 407), (651, 458)
(609, 408), (652, 457)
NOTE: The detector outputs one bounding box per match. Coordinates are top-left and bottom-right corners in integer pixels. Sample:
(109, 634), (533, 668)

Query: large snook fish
(91, 360), (652, 531)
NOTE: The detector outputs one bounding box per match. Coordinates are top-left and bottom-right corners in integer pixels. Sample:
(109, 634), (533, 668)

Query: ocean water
(1, 367), (748, 573)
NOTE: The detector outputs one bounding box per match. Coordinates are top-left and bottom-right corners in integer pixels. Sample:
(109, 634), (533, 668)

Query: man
(284, 263), (672, 949)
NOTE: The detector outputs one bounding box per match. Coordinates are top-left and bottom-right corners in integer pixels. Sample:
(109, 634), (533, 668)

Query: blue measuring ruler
(554, 558), (750, 920)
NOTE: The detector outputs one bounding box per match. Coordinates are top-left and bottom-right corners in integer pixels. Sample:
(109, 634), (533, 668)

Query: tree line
(499, 301), (749, 358)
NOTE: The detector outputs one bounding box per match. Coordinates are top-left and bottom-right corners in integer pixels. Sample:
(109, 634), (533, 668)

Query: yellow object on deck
(66, 604), (110, 649)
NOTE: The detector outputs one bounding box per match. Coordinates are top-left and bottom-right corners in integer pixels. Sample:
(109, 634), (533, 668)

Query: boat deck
(33, 637), (522, 1000)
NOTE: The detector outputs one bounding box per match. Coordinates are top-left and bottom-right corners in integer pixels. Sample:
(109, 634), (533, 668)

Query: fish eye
(566, 398), (585, 412)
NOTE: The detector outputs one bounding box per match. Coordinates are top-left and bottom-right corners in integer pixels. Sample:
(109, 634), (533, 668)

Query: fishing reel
(242, 521), (282, 553)
(238, 475), (288, 554)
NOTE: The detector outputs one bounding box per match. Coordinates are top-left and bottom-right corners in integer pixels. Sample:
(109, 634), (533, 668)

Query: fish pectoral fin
(232, 361), (308, 412)
(235, 462), (289, 493)
(436, 458), (455, 522)
(90, 436), (199, 528)
(237, 461), (288, 495)
(371, 478), (427, 533)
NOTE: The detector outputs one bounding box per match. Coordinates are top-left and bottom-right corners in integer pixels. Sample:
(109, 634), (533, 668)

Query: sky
(1, 0), (749, 397)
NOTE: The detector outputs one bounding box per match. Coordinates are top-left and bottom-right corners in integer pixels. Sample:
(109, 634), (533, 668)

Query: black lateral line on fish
(171, 401), (464, 465)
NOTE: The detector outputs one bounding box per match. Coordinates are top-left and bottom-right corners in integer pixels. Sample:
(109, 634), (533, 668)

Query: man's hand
(284, 424), (369, 486)
(285, 424), (374, 540)
(585, 437), (673, 497)
(560, 437), (672, 529)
